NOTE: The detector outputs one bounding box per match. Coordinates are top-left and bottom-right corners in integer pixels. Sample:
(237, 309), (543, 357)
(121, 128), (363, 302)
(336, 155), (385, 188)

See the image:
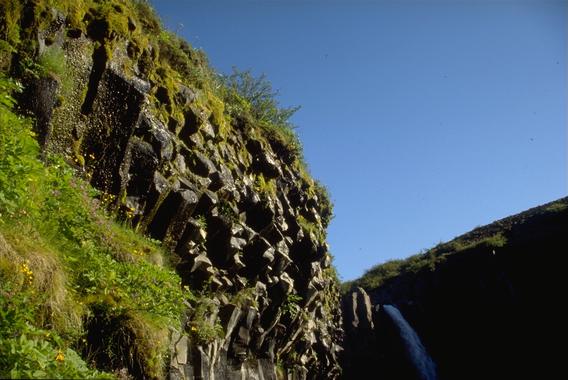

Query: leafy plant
(220, 68), (302, 155)
(0, 284), (112, 379)
(221, 68), (300, 126)
(186, 295), (224, 345)
(282, 293), (303, 319)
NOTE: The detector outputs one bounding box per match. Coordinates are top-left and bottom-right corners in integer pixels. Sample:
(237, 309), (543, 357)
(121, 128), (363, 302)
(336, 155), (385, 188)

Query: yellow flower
(20, 262), (34, 285)
(191, 326), (197, 332)
(55, 350), (65, 362)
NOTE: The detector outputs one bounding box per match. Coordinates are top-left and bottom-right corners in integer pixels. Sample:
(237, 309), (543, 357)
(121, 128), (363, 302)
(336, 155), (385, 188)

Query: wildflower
(126, 208), (135, 219)
(55, 350), (65, 363)
(20, 262), (33, 285)
(191, 326), (197, 332)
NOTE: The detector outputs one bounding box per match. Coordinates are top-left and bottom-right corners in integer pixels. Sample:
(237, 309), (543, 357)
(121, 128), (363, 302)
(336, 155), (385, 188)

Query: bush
(221, 68), (300, 126)
(219, 68), (302, 154)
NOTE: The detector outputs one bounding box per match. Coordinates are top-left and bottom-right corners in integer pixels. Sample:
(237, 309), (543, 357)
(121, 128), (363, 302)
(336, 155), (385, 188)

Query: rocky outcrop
(4, 2), (342, 379)
(342, 198), (568, 380)
(341, 287), (379, 379)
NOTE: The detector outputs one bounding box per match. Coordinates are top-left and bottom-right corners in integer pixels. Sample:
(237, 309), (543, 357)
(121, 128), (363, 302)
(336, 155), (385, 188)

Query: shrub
(221, 68), (300, 126)
(219, 68), (302, 154)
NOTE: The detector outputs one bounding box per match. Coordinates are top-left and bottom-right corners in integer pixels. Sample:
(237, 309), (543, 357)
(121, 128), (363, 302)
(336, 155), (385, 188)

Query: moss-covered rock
(1, 1), (342, 379)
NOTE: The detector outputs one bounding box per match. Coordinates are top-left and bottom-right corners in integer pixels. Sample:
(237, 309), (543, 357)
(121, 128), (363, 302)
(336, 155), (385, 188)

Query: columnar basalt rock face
(12, 4), (342, 379)
(342, 199), (568, 380)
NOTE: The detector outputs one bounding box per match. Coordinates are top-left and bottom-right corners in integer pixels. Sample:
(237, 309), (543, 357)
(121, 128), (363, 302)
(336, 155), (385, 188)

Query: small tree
(221, 67), (300, 128)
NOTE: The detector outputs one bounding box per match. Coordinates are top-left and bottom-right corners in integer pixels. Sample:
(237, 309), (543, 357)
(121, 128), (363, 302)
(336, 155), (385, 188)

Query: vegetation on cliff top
(0, 0), (333, 226)
(343, 198), (568, 293)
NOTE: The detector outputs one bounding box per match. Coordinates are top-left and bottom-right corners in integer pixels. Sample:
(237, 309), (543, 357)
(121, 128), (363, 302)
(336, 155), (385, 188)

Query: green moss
(71, 137), (85, 167)
(38, 44), (73, 89)
(0, 40), (14, 73)
(0, 0), (23, 48)
(297, 214), (326, 243)
(254, 173), (277, 197)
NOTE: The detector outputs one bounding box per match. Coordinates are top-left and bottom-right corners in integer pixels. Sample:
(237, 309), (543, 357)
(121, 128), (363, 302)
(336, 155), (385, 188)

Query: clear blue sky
(150, 0), (567, 281)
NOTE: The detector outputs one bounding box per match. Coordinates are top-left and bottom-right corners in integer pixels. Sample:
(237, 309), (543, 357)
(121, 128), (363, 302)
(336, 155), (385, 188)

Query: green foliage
(254, 173), (277, 197)
(195, 215), (208, 230)
(218, 201), (239, 223)
(222, 68), (300, 126)
(282, 293), (303, 319)
(131, 0), (162, 34)
(0, 279), (112, 379)
(220, 68), (302, 155)
(313, 180), (334, 228)
(157, 30), (210, 88)
(37, 46), (67, 78)
(297, 214), (326, 243)
(481, 233), (507, 248)
(0, 75), (191, 378)
(0, 77), (40, 217)
(0, 0), (22, 48)
(230, 286), (258, 308)
(186, 295), (224, 345)
(347, 230), (512, 293)
(0, 40), (15, 72)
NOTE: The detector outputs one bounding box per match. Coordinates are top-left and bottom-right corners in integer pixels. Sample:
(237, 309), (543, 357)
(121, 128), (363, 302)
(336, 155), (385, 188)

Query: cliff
(342, 198), (568, 379)
(0, 1), (341, 379)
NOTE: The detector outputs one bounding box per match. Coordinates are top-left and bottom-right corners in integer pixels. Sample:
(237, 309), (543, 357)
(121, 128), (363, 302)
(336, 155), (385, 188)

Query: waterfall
(382, 305), (438, 380)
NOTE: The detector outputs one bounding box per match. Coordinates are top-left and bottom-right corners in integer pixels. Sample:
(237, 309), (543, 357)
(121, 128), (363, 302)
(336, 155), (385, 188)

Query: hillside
(342, 197), (568, 379)
(0, 1), (341, 379)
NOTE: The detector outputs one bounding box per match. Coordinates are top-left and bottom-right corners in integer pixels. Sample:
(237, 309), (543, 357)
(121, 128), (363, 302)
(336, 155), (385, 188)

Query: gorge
(0, 1), (566, 379)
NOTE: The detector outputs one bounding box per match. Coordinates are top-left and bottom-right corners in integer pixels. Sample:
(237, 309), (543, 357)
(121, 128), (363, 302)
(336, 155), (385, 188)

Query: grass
(254, 172), (277, 198)
(297, 214), (326, 244)
(545, 202), (568, 213)
(0, 75), (191, 378)
(37, 45), (73, 95)
(347, 232), (509, 293)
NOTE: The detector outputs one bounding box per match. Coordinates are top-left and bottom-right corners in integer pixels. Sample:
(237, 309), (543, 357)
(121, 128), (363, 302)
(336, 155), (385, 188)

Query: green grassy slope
(344, 198), (568, 293)
(0, 74), (190, 378)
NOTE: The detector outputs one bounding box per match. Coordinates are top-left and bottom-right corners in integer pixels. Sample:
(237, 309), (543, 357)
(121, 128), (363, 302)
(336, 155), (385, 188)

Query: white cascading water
(382, 305), (438, 380)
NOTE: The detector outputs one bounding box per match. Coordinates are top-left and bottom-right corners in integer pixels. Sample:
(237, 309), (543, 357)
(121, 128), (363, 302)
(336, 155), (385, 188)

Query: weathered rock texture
(342, 198), (568, 380)
(5, 2), (342, 379)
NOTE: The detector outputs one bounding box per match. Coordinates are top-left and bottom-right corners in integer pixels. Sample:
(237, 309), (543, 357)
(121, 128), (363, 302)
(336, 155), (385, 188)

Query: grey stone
(190, 254), (213, 273)
(201, 120), (216, 139)
(175, 335), (189, 365)
(187, 151), (216, 177)
(230, 237), (248, 251)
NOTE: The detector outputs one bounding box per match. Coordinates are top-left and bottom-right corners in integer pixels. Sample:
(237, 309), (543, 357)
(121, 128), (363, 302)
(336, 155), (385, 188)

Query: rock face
(5, 2), (342, 379)
(342, 199), (568, 380)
